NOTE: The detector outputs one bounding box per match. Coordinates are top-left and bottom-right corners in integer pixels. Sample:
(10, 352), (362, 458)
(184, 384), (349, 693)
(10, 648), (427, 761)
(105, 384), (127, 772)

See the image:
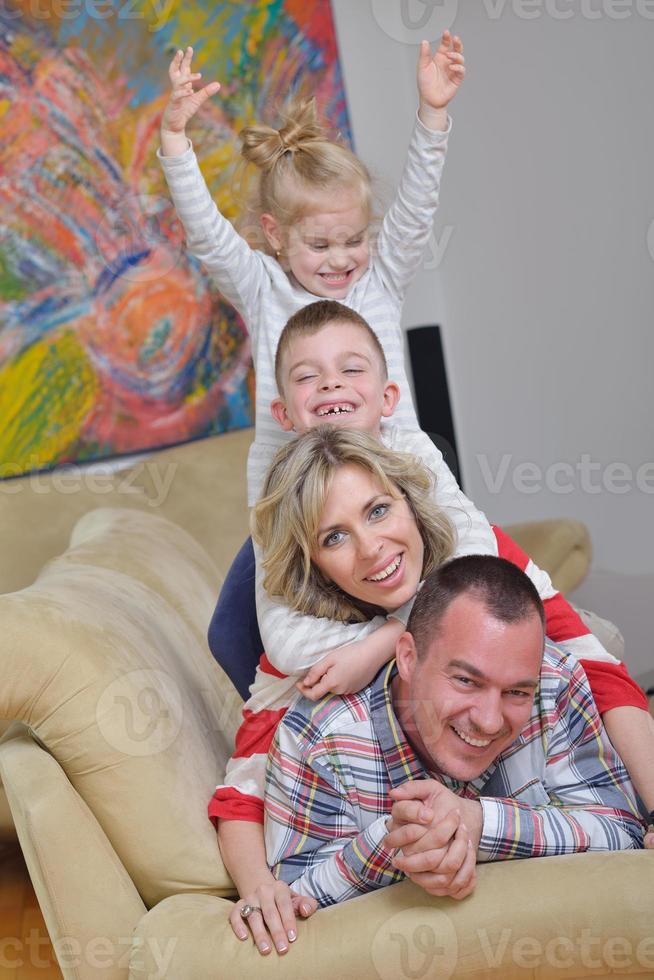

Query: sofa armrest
(129, 851), (654, 980)
(0, 728), (146, 980)
(504, 518), (592, 595)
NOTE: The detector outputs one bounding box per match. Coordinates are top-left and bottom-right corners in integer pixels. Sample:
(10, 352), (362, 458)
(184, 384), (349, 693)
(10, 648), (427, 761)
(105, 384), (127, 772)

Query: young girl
(159, 35), (464, 504)
(158, 39), (653, 955)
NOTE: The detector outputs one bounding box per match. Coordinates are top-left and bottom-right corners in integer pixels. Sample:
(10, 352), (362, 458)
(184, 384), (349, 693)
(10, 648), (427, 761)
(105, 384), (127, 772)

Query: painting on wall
(0, 0), (351, 477)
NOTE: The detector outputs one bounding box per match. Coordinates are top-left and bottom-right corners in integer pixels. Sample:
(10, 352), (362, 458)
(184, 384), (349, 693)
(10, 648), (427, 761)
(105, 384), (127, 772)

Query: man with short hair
(264, 556), (644, 906)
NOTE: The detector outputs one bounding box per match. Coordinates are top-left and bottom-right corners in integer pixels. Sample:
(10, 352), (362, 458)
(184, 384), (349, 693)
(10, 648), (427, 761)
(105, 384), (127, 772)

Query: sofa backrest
(0, 427), (252, 595)
(0, 508), (243, 907)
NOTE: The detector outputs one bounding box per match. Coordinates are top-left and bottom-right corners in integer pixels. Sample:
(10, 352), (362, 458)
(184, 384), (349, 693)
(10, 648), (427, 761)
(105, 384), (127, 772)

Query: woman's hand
(160, 46), (220, 154)
(417, 31), (465, 124)
(230, 880), (318, 956)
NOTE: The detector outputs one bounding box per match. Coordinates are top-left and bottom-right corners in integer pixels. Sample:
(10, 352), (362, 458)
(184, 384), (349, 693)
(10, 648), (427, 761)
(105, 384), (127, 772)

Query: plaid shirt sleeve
(478, 657), (644, 859)
(264, 713), (403, 907)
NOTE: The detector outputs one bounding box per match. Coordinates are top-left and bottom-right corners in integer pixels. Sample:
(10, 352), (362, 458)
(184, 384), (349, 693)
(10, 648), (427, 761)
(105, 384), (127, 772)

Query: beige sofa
(1, 428), (652, 980)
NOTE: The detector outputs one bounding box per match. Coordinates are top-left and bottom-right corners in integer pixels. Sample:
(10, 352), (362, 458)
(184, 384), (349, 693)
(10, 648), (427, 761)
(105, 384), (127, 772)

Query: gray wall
(332, 0), (654, 682)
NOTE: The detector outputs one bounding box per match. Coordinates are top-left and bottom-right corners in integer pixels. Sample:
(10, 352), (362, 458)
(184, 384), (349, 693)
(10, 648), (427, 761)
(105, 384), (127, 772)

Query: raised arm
(158, 47), (267, 317)
(375, 32), (465, 301)
(160, 47), (222, 157)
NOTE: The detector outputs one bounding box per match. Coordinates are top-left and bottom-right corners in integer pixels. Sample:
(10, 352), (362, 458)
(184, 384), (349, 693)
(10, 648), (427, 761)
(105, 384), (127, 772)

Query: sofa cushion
(130, 852), (654, 980)
(0, 508), (243, 906)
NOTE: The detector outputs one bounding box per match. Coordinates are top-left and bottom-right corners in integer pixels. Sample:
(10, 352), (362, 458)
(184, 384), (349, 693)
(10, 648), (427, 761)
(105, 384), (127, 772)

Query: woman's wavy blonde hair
(238, 95), (373, 248)
(251, 426), (457, 623)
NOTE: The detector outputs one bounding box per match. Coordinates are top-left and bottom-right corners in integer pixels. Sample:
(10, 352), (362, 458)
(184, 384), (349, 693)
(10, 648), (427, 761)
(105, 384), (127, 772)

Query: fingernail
(277, 944), (288, 954)
(288, 930), (297, 942)
(301, 903), (311, 915)
(260, 944), (271, 955)
(237, 931), (247, 941)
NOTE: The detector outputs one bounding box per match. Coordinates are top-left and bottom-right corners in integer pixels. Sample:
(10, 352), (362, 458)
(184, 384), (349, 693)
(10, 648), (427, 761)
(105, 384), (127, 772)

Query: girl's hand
(161, 46), (221, 138)
(230, 881), (318, 956)
(417, 31), (465, 114)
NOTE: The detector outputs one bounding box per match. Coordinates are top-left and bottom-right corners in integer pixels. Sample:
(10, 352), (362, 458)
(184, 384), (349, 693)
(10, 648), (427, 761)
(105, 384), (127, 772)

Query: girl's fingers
(419, 39), (432, 69)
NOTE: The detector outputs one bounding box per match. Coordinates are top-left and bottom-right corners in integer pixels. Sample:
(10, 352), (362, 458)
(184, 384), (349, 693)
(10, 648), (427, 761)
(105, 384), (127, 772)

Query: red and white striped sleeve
(209, 655), (296, 826)
(493, 526), (648, 713)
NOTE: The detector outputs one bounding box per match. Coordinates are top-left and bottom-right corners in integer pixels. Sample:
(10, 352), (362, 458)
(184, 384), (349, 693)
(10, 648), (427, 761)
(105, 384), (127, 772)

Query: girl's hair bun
(239, 96), (325, 172)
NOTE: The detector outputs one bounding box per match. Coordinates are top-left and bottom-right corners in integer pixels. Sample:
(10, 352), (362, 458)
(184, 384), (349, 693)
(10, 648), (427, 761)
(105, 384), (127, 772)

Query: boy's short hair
(275, 300), (388, 393)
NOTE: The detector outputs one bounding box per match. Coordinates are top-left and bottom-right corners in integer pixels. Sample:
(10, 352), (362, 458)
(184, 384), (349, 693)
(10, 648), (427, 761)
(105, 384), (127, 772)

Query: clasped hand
(383, 779), (480, 900)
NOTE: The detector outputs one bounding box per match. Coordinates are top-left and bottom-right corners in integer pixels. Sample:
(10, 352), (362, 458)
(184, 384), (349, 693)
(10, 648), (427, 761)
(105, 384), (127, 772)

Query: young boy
(210, 299), (654, 835)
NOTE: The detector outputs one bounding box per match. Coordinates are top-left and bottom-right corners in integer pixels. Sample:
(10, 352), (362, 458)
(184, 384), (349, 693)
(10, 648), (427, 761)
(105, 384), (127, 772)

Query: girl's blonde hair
(239, 96), (373, 242)
(251, 426), (456, 623)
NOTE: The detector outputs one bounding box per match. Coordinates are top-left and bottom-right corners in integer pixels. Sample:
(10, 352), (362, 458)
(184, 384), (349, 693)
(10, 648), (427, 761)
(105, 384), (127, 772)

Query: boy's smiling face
(271, 320), (399, 435)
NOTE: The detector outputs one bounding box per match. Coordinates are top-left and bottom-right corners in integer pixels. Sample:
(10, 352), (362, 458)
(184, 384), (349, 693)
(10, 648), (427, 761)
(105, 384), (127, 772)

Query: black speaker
(406, 324), (462, 489)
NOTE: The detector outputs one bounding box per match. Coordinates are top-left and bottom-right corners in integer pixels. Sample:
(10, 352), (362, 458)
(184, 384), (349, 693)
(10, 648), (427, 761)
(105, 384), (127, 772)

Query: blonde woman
(218, 426), (456, 956)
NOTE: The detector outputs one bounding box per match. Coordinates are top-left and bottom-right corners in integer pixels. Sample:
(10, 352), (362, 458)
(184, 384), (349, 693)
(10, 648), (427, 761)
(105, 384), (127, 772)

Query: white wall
(331, 0), (654, 681)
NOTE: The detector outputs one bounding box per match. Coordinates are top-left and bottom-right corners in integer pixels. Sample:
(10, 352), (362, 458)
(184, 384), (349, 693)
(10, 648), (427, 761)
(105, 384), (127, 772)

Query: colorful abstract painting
(0, 0), (350, 476)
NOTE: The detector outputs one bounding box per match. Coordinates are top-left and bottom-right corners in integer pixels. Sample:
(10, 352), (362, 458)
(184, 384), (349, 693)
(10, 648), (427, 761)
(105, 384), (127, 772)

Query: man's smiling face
(271, 320), (399, 435)
(394, 592), (544, 782)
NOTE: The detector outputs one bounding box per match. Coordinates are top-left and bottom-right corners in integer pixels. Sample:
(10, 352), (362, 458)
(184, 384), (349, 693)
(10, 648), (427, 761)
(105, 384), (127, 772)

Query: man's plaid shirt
(264, 644), (643, 907)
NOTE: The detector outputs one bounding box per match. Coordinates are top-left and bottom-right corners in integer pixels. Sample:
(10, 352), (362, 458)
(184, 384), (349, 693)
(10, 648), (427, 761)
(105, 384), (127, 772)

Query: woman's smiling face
(312, 463), (425, 612)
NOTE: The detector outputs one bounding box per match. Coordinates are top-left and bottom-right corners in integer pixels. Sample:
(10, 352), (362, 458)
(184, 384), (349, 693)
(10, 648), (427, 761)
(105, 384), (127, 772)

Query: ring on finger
(240, 903), (262, 920)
